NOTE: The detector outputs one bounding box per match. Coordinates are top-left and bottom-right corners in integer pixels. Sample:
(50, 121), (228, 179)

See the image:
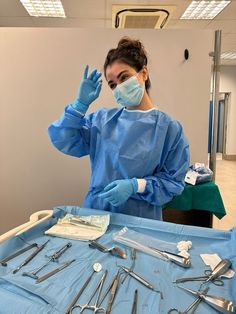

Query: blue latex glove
(72, 65), (102, 113)
(99, 178), (138, 207)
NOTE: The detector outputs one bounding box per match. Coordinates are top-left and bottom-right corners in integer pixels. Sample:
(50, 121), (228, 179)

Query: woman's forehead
(105, 61), (136, 81)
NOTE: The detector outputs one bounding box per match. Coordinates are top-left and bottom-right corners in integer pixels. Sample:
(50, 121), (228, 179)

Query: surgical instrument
(173, 259), (231, 287)
(148, 246), (191, 268)
(36, 259), (75, 283)
(89, 240), (127, 259)
(0, 242), (38, 266)
(105, 270), (120, 314)
(22, 242), (72, 279)
(113, 227), (190, 268)
(178, 285), (236, 314)
(70, 270), (107, 314)
(68, 217), (103, 229)
(12, 239), (50, 274)
(168, 287), (209, 314)
(131, 289), (138, 314)
(66, 262), (102, 314)
(122, 248), (136, 284)
(119, 265), (163, 298)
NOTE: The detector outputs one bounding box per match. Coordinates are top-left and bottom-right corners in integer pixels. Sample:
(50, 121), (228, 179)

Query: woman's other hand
(99, 178), (138, 207)
(72, 65), (102, 113)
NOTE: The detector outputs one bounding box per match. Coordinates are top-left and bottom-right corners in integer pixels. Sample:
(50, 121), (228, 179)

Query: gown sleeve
(133, 120), (190, 206)
(48, 105), (93, 158)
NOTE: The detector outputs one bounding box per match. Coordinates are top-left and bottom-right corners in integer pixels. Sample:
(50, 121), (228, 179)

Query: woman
(48, 37), (189, 220)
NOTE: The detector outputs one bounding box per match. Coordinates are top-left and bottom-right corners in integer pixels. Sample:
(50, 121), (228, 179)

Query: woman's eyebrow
(108, 70), (128, 85)
(117, 70), (127, 80)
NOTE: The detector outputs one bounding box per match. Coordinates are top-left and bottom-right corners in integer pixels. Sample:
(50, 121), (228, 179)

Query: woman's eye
(120, 74), (129, 82)
(109, 83), (116, 90)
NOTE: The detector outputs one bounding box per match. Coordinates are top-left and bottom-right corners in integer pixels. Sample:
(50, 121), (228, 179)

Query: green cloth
(164, 182), (226, 219)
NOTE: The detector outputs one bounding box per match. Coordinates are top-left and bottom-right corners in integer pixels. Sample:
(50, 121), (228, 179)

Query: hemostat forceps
(70, 270), (107, 314)
(173, 259), (231, 287)
(168, 287), (209, 314)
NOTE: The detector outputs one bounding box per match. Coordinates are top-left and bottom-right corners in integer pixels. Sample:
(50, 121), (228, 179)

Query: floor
(213, 155), (236, 230)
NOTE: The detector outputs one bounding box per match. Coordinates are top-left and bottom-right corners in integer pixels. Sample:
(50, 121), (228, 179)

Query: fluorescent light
(221, 52), (236, 59)
(20, 0), (66, 18)
(181, 1), (230, 20)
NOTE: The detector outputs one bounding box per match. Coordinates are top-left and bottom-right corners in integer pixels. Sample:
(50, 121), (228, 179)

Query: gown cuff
(137, 179), (147, 193)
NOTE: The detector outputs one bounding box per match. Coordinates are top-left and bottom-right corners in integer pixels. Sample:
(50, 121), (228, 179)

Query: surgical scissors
(173, 259), (231, 287)
(168, 287), (209, 314)
(70, 270), (107, 314)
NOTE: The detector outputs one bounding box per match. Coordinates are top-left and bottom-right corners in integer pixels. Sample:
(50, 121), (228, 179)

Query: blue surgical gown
(48, 106), (189, 220)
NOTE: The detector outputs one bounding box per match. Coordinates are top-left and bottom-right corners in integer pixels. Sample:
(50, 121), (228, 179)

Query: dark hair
(104, 37), (151, 93)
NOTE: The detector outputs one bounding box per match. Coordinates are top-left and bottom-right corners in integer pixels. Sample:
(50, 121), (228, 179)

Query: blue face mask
(113, 74), (145, 107)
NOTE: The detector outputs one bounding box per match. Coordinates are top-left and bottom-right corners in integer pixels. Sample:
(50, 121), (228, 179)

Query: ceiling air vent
(112, 5), (176, 29)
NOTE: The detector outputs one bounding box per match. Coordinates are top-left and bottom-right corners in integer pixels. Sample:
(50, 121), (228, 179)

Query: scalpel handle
(36, 259), (75, 283)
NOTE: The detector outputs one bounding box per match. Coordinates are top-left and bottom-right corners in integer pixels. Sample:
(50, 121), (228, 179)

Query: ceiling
(0, 0), (236, 65)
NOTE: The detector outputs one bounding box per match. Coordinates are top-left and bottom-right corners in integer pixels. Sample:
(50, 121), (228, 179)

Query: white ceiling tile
(169, 20), (210, 29)
(0, 17), (34, 27)
(223, 33), (236, 44)
(165, 19), (178, 29)
(205, 20), (236, 33)
(215, 0), (236, 19)
(105, 19), (112, 28)
(62, 0), (106, 19)
(31, 17), (106, 28)
(0, 0), (28, 17)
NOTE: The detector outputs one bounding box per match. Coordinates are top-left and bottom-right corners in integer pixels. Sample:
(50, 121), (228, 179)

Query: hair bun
(117, 37), (143, 52)
(117, 37), (147, 65)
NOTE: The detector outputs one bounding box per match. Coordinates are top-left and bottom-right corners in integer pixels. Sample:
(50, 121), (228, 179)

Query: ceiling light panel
(181, 1), (231, 20)
(20, 0), (66, 18)
(221, 52), (236, 59)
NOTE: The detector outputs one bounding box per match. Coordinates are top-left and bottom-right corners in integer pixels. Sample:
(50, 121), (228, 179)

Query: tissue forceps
(70, 270), (107, 314)
(173, 259), (231, 287)
(168, 287), (209, 314)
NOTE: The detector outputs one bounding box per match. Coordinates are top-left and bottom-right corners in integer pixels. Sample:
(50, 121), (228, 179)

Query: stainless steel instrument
(168, 287), (209, 314)
(23, 242), (72, 279)
(119, 265), (163, 298)
(105, 270), (120, 314)
(70, 270), (107, 314)
(0, 242), (38, 266)
(148, 246), (191, 268)
(122, 248), (136, 284)
(66, 262), (102, 314)
(36, 259), (75, 283)
(174, 259), (231, 287)
(178, 285), (236, 314)
(89, 240), (127, 259)
(131, 289), (138, 314)
(12, 240), (50, 274)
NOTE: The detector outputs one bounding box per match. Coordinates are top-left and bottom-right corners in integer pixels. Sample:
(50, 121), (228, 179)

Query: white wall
(0, 28), (213, 234)
(220, 65), (236, 156)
